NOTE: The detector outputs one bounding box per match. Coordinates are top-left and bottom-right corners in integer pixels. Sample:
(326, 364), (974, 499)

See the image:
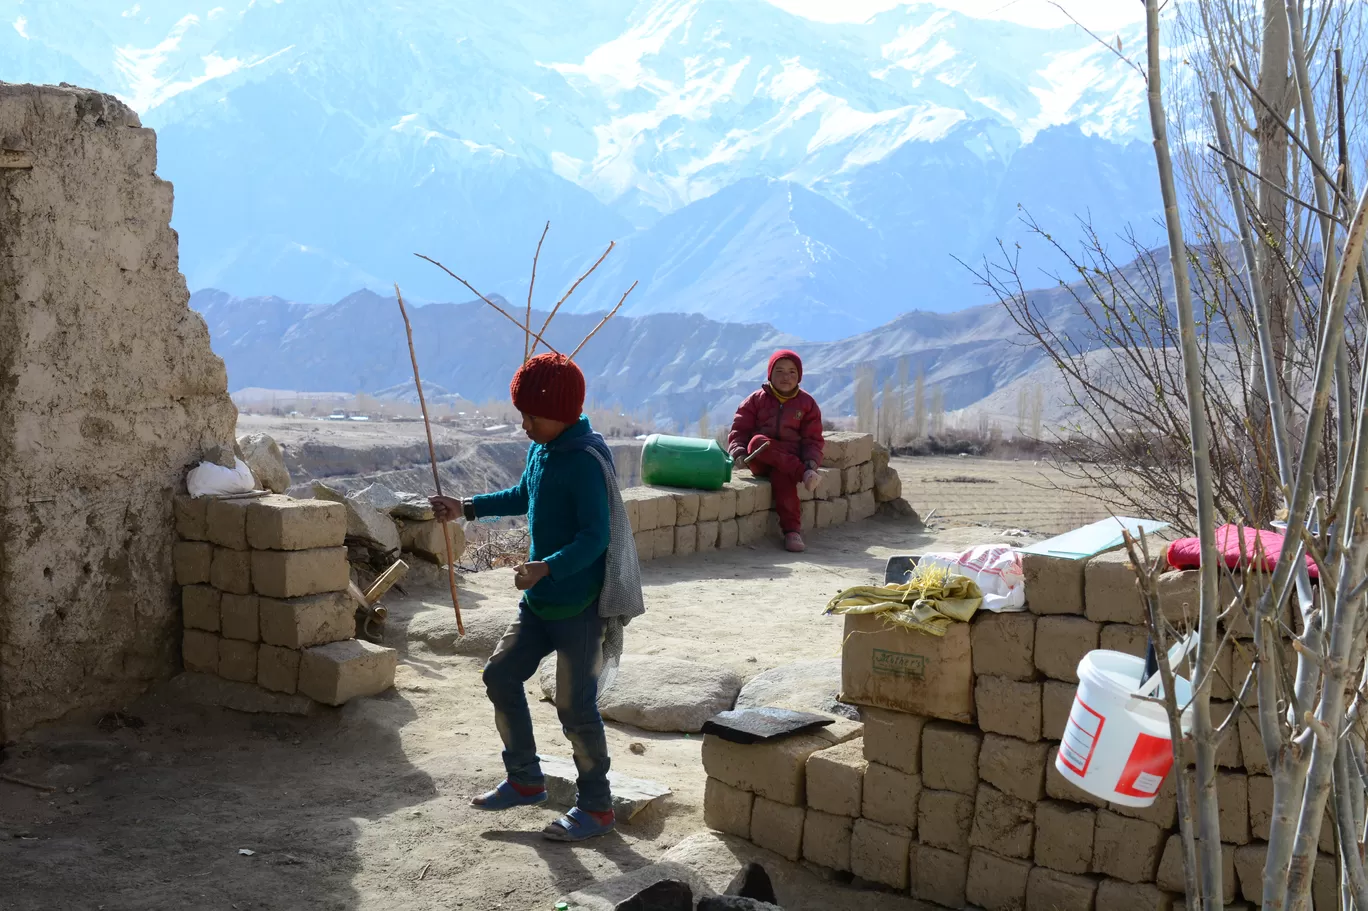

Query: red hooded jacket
(727, 350), (825, 470)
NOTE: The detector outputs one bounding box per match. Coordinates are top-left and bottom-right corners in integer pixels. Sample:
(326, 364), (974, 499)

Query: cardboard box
(840, 613), (974, 723)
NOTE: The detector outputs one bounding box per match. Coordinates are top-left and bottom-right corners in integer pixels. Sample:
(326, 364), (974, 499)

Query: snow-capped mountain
(3, 0), (1163, 338)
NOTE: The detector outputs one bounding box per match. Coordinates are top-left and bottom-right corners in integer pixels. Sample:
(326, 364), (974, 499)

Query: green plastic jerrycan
(640, 434), (733, 490)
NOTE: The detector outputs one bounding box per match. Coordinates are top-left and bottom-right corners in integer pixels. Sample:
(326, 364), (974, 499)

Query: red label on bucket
(1059, 697), (1105, 777)
(1114, 733), (1174, 798)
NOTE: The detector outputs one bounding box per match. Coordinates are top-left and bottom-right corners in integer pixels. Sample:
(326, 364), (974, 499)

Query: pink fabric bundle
(1164, 523), (1319, 580)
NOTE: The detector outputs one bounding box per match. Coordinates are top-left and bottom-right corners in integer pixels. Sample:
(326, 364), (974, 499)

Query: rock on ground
(877, 498), (920, 523)
(559, 863), (717, 911)
(238, 433), (291, 494)
(313, 482), (402, 554)
(540, 654), (743, 733)
(399, 519), (465, 565)
(539, 755), (671, 822)
(734, 658), (859, 721)
(874, 465), (903, 502)
(405, 602), (517, 659)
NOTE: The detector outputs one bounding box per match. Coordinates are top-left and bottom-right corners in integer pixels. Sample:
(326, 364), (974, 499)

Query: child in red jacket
(727, 349), (825, 552)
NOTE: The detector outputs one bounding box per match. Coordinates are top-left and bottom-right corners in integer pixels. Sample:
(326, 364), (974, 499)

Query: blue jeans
(482, 600), (612, 813)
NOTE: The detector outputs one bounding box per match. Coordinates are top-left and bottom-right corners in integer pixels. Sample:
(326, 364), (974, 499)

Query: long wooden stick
(530, 241), (615, 359)
(394, 283), (463, 636)
(526, 222), (549, 363)
(568, 281), (639, 361)
(414, 254), (562, 356)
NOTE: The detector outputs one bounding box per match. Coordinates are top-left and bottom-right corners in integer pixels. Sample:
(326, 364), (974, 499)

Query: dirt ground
(0, 457), (1111, 910)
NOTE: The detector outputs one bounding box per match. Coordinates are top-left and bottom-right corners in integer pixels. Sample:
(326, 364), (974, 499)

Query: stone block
(297, 639), (398, 706)
(966, 849), (1032, 911)
(174, 495), (209, 541)
(725, 480), (757, 517)
(815, 468), (841, 501)
(651, 526), (675, 559)
(1084, 546), (1153, 624)
(860, 461), (875, 492)
(697, 490), (723, 522)
(257, 644), (301, 694)
(1033, 616), (1099, 683)
(821, 435), (849, 469)
(700, 733), (831, 805)
(1157, 834), (1236, 901)
(1099, 621), (1148, 657)
(972, 611), (1037, 681)
(976, 676), (1042, 742)
(1211, 702), (1244, 769)
(251, 547), (348, 599)
(970, 784), (1035, 860)
(703, 777), (752, 839)
(800, 500), (815, 530)
(850, 818), (911, 890)
(219, 593), (260, 643)
(1023, 552), (1085, 615)
(653, 493), (678, 529)
(696, 520), (719, 551)
(182, 585), (221, 632)
(918, 788), (974, 855)
(174, 541), (213, 586)
(634, 530), (655, 562)
(673, 525), (697, 557)
(1096, 879), (1175, 911)
(1035, 800), (1096, 875)
(661, 488), (700, 525)
(861, 762), (920, 831)
(1093, 809), (1164, 883)
(911, 845), (969, 908)
(842, 465), (862, 496)
(750, 478), (773, 512)
(806, 738), (865, 817)
(822, 432), (873, 469)
(815, 498), (847, 528)
(979, 734), (1051, 801)
(802, 809), (853, 872)
(737, 512), (767, 546)
(1233, 843), (1266, 904)
(717, 519), (739, 550)
(210, 546), (253, 595)
(259, 592), (354, 649)
(862, 706), (926, 775)
(1218, 772), (1251, 846)
(847, 490), (877, 522)
(1108, 768), (1178, 828)
(750, 796), (805, 861)
(1248, 775), (1333, 852)
(217, 637), (258, 683)
(1026, 867), (1098, 911)
(245, 495), (347, 550)
(716, 486), (738, 522)
(182, 629), (219, 674)
(1046, 745), (1107, 809)
(1042, 680), (1075, 741)
(922, 721), (982, 794)
(623, 488), (660, 531)
(206, 497), (251, 550)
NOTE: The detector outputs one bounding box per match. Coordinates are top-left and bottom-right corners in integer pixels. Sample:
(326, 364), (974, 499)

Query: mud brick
(174, 494), (209, 541)
(862, 706), (927, 775)
(673, 525), (698, 557)
(750, 796), (805, 861)
(219, 593), (260, 643)
(182, 629), (219, 674)
(910, 844), (969, 907)
(206, 497), (251, 550)
(1209, 702), (1244, 770)
(703, 778), (753, 839)
(850, 819), (911, 890)
(696, 489), (723, 522)
(633, 530), (655, 561)
(724, 480), (757, 517)
(969, 784), (1035, 860)
(978, 734), (1050, 802)
(737, 512), (767, 546)
(1033, 616), (1099, 683)
(1084, 545), (1156, 624)
(701, 733), (831, 805)
(821, 434), (850, 468)
(1096, 879), (1175, 911)
(174, 541), (213, 586)
(211, 546), (253, 595)
(623, 488), (661, 531)
(806, 738), (865, 817)
(816, 467), (842, 501)
(918, 788), (974, 854)
(257, 644), (301, 694)
(1093, 809), (1164, 883)
(1108, 766), (1178, 828)
(182, 584), (221, 632)
(797, 476), (815, 502)
(298, 639), (398, 705)
(1100, 622), (1147, 657)
(800, 500), (816, 530)
(217, 637), (258, 683)
(966, 849), (1032, 911)
(1233, 843), (1265, 904)
(842, 465), (862, 496)
(653, 493), (677, 528)
(1046, 745), (1107, 809)
(749, 478), (773, 511)
(922, 721), (982, 794)
(1231, 644), (1258, 707)
(862, 762), (920, 830)
(1034, 800), (1095, 874)
(259, 592), (353, 649)
(847, 490), (877, 522)
(716, 486), (738, 522)
(829, 432), (874, 468)
(1248, 775), (1334, 852)
(972, 611), (1038, 681)
(251, 546), (348, 598)
(717, 518), (739, 549)
(245, 495), (347, 550)
(815, 718), (864, 747)
(1023, 552), (1086, 615)
(660, 488), (700, 525)
(622, 494), (640, 531)
(815, 498), (847, 528)
(859, 461), (876, 492)
(976, 676), (1043, 742)
(1157, 834), (1236, 901)
(1218, 769), (1249, 843)
(802, 809), (853, 872)
(1026, 867), (1097, 911)
(1315, 852), (1338, 911)
(696, 520), (720, 551)
(1042, 680), (1075, 741)
(651, 526), (674, 559)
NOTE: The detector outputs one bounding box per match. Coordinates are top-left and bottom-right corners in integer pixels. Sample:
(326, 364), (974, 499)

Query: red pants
(746, 434), (803, 534)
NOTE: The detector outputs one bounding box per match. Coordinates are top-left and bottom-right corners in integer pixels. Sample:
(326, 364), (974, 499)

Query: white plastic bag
(917, 545), (1026, 613)
(186, 458), (256, 498)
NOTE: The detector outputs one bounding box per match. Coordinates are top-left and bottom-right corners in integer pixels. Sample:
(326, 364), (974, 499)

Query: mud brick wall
(174, 494), (397, 706)
(700, 542), (1337, 909)
(0, 83), (238, 740)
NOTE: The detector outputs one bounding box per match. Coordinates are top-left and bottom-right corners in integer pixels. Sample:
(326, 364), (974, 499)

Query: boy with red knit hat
(430, 352), (644, 843)
(728, 349), (825, 553)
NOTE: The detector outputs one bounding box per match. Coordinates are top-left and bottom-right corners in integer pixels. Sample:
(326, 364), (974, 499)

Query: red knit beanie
(768, 349), (803, 382)
(510, 353), (585, 424)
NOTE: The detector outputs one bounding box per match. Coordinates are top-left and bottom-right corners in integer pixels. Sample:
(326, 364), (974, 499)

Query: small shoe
(784, 532), (806, 553)
(471, 779), (548, 811)
(542, 806), (615, 842)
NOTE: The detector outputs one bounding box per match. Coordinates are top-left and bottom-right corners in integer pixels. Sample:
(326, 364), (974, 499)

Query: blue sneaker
(542, 806), (616, 842)
(471, 780), (548, 811)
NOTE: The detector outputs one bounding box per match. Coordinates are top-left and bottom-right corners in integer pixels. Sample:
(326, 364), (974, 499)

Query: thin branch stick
(530, 242), (615, 359)
(415, 254), (562, 356)
(1205, 143), (1345, 224)
(0, 773), (55, 792)
(1048, 1), (1147, 80)
(525, 221), (549, 363)
(568, 282), (638, 361)
(1229, 62), (1347, 205)
(394, 284), (464, 637)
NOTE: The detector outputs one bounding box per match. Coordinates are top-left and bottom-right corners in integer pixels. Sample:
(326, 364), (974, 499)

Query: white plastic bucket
(1054, 650), (1193, 807)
